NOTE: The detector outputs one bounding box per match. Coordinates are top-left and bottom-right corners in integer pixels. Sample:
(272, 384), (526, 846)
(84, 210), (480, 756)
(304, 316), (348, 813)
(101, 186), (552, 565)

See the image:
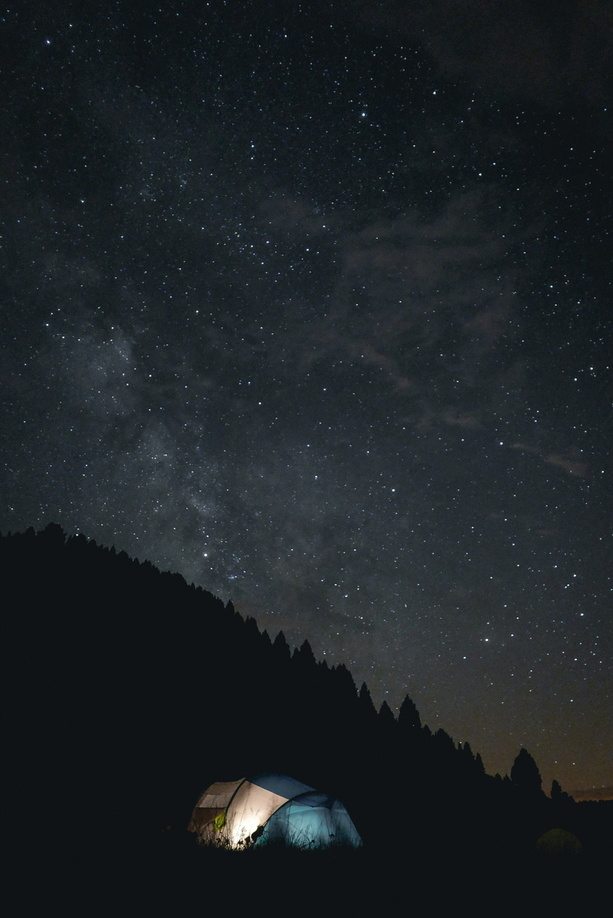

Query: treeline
(2, 524), (609, 865)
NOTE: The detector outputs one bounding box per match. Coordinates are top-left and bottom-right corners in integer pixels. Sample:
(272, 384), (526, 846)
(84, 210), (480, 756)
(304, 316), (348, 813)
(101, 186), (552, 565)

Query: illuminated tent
(189, 773), (362, 849)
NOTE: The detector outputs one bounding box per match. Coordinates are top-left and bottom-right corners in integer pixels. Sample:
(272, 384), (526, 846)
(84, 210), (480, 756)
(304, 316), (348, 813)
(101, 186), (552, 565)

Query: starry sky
(2, 1), (611, 794)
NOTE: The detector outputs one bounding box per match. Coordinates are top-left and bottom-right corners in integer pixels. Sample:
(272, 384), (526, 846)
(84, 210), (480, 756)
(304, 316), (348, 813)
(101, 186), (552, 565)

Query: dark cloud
(544, 452), (590, 479)
(511, 442), (590, 479)
(356, 0), (613, 107)
(440, 410), (483, 430)
(258, 194), (340, 236)
(297, 188), (525, 423)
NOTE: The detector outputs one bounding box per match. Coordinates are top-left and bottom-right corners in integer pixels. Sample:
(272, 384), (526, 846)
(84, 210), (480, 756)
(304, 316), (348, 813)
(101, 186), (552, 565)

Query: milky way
(2, 2), (611, 793)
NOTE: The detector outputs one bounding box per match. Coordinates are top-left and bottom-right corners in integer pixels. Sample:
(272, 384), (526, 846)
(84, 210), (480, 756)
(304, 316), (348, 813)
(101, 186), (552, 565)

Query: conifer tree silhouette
(511, 747), (543, 795)
(398, 694), (421, 730)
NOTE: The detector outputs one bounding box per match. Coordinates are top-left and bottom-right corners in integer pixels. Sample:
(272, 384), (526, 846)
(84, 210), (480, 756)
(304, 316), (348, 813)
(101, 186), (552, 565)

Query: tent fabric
(248, 773), (314, 799)
(255, 794), (362, 849)
(224, 780), (288, 847)
(536, 828), (583, 856)
(195, 779), (245, 810)
(189, 773), (362, 850)
(190, 807), (224, 834)
(289, 791), (334, 808)
(190, 779), (245, 837)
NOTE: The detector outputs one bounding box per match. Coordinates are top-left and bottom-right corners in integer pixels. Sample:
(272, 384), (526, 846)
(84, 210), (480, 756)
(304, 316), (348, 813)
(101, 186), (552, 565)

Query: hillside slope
(3, 524), (609, 872)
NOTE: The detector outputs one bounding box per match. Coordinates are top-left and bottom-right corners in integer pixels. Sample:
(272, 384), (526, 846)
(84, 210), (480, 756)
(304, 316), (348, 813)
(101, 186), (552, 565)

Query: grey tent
(189, 773), (362, 849)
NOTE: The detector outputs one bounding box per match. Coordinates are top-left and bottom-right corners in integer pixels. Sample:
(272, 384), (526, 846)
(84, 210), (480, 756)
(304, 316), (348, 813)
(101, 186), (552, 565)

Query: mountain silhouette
(2, 524), (610, 908)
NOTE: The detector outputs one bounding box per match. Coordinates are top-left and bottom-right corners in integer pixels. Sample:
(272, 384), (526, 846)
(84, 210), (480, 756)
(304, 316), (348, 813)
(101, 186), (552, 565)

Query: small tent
(189, 773), (362, 849)
(536, 827), (583, 857)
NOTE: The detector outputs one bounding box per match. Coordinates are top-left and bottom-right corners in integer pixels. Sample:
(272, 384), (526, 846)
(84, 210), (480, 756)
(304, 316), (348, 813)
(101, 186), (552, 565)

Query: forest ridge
(2, 523), (610, 863)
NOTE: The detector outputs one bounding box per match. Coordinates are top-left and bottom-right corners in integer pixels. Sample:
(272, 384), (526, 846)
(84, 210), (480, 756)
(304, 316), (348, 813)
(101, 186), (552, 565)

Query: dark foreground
(13, 830), (610, 915)
(3, 528), (610, 913)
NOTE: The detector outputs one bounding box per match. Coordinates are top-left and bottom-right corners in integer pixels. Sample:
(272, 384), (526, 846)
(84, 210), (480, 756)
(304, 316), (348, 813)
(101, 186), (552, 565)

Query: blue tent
(190, 773), (362, 849)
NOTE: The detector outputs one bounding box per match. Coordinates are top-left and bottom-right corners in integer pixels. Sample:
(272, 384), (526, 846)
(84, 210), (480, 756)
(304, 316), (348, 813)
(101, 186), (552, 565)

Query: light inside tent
(224, 781), (287, 847)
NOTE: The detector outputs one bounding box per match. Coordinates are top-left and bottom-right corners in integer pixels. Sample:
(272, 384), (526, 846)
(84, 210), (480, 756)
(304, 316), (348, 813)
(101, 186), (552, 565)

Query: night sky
(2, 2), (611, 795)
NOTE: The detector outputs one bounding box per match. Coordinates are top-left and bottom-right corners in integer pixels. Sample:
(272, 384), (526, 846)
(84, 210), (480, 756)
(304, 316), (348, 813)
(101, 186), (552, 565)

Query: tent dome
(535, 827), (583, 857)
(189, 773), (362, 850)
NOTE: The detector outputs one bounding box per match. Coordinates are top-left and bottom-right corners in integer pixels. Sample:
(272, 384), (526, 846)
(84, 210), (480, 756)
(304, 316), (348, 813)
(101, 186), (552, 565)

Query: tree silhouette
(398, 693), (421, 730)
(357, 682), (377, 719)
(378, 699), (396, 728)
(510, 747), (543, 795)
(272, 630), (291, 661)
(551, 778), (574, 805)
(3, 522), (601, 878)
